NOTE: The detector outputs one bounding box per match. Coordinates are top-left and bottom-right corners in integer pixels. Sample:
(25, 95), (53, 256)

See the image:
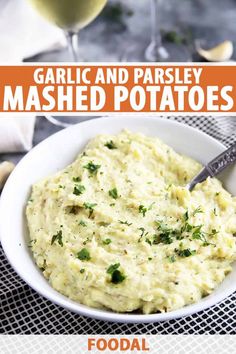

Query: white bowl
(1, 116), (236, 323)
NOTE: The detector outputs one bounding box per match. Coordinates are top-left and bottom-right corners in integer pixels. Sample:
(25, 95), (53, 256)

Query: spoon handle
(207, 142), (236, 176)
(187, 142), (236, 191)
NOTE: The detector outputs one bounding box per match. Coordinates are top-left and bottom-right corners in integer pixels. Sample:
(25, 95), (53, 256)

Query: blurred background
(1, 0), (236, 62)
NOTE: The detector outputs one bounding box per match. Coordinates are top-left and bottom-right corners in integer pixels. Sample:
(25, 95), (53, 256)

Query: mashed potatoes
(26, 130), (236, 314)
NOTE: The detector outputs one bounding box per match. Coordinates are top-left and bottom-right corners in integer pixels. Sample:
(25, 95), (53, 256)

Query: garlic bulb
(0, 161), (15, 189)
(197, 40), (234, 62)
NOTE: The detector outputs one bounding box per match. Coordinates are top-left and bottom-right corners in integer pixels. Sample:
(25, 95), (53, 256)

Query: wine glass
(123, 0), (191, 62)
(26, 0), (107, 126)
(27, 0), (107, 61)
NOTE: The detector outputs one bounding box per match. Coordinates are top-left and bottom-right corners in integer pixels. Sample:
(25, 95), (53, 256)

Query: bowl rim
(1, 115), (234, 324)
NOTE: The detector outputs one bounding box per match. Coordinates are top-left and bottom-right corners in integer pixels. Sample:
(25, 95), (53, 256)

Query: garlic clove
(197, 40), (234, 62)
(0, 161), (15, 190)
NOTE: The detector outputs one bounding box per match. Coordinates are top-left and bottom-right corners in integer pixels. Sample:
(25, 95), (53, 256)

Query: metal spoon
(187, 142), (236, 191)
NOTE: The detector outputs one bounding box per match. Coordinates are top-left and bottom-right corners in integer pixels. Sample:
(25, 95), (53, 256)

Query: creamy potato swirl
(26, 130), (236, 313)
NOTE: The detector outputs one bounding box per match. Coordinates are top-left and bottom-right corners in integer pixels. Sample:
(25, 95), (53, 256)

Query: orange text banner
(0, 64), (235, 114)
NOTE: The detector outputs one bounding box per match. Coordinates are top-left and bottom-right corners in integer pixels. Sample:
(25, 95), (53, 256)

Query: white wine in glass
(27, 0), (107, 60)
(27, 0), (107, 128)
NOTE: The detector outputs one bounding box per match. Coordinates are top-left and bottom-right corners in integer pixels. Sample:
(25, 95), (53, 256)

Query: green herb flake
(77, 248), (91, 261)
(103, 238), (112, 245)
(109, 188), (119, 199)
(83, 161), (101, 176)
(138, 227), (148, 242)
(40, 259), (47, 272)
(192, 206), (203, 216)
(168, 255), (176, 263)
(84, 202), (97, 218)
(73, 184), (86, 196)
(79, 220), (87, 227)
(175, 248), (196, 258)
(154, 221), (175, 245)
(73, 176), (81, 183)
(183, 210), (189, 221)
(80, 268), (85, 274)
(28, 239), (36, 248)
(118, 220), (132, 226)
(107, 263), (126, 284)
(107, 263), (120, 274)
(145, 238), (152, 246)
(139, 205), (148, 217)
(210, 229), (219, 236)
(148, 257), (152, 261)
(83, 237), (90, 245)
(111, 270), (126, 284)
(105, 140), (117, 150)
(51, 230), (63, 247)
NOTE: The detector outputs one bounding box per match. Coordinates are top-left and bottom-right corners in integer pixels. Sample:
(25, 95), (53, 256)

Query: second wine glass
(124, 0), (191, 62)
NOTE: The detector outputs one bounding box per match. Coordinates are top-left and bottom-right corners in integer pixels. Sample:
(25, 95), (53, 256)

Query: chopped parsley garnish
(192, 207), (203, 216)
(154, 221), (176, 245)
(105, 140), (117, 150)
(183, 211), (189, 221)
(192, 225), (206, 242)
(40, 259), (47, 272)
(83, 237), (90, 245)
(84, 202), (97, 218)
(107, 263), (120, 274)
(148, 257), (152, 261)
(213, 208), (217, 216)
(103, 238), (112, 245)
(109, 188), (119, 199)
(51, 230), (63, 247)
(139, 205), (148, 217)
(167, 254), (176, 263)
(111, 270), (126, 284)
(28, 239), (36, 248)
(107, 263), (126, 284)
(145, 238), (152, 246)
(175, 248), (196, 257)
(118, 220), (132, 226)
(138, 227), (148, 242)
(73, 184), (85, 196)
(80, 268), (85, 274)
(168, 255), (176, 263)
(79, 220), (87, 227)
(77, 248), (91, 261)
(59, 185), (65, 189)
(73, 177), (81, 182)
(83, 161), (101, 176)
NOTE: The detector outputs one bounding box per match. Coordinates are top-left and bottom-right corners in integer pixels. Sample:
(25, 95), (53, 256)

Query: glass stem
(150, 0), (162, 48)
(65, 31), (79, 62)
